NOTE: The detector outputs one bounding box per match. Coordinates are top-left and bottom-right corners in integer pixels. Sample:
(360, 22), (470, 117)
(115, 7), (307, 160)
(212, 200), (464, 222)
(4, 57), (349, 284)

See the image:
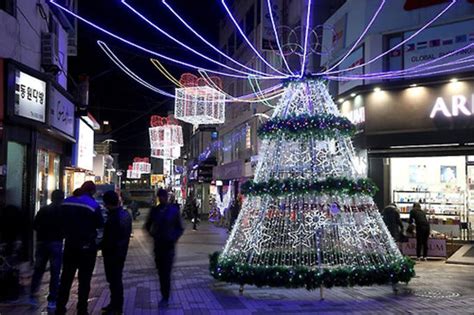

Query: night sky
(68, 0), (227, 169)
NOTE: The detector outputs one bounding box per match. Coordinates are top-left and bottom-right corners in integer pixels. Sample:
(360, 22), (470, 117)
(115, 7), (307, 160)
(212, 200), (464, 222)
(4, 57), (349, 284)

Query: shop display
(210, 80), (414, 290)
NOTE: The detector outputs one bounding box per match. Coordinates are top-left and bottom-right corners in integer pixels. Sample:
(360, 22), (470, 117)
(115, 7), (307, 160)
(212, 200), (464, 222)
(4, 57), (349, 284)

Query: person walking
(145, 189), (184, 308)
(409, 202), (430, 261)
(56, 181), (104, 315)
(29, 190), (65, 310)
(191, 196), (199, 231)
(101, 191), (132, 315)
(381, 203), (404, 242)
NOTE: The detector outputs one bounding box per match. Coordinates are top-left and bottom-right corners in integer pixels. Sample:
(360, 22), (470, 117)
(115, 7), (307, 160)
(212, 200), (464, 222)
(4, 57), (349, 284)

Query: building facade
(321, 0), (474, 240)
(0, 0), (80, 258)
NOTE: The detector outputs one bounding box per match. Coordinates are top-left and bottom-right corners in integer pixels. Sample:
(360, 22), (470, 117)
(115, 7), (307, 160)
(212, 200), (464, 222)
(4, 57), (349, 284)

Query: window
(385, 33), (404, 72)
(0, 0), (16, 16)
(245, 5), (255, 36)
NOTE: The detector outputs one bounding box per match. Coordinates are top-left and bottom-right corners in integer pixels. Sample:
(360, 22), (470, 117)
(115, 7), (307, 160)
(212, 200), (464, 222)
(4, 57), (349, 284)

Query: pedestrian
(29, 190), (65, 310)
(409, 202), (430, 261)
(381, 203), (404, 242)
(191, 195), (199, 231)
(101, 191), (132, 315)
(145, 189), (184, 308)
(56, 181), (104, 315)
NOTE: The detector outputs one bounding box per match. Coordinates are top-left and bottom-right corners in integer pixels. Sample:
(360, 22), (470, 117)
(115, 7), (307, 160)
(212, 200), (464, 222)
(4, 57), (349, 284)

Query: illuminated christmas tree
(210, 79), (414, 290)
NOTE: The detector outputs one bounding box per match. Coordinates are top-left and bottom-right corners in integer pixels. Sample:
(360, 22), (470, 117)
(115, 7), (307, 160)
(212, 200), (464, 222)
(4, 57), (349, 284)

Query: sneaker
(158, 299), (169, 308)
(28, 297), (39, 307)
(47, 301), (57, 309)
(422, 257), (428, 261)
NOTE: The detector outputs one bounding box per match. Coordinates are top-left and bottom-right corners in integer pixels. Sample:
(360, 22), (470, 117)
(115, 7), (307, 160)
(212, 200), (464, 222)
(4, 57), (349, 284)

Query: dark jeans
(154, 243), (175, 301)
(416, 227), (430, 258)
(103, 253), (126, 311)
(56, 245), (97, 314)
(30, 241), (63, 302)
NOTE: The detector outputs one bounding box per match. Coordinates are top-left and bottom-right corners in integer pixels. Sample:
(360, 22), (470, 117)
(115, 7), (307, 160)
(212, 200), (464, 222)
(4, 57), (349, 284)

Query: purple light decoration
(220, 0), (288, 76)
(334, 43), (474, 80)
(122, 0), (279, 78)
(162, 0), (277, 78)
(324, 0), (386, 73)
(97, 41), (175, 97)
(98, 41), (285, 103)
(265, 0), (294, 75)
(327, 59), (474, 81)
(326, 45), (474, 80)
(300, 0), (312, 77)
(49, 0), (283, 80)
(322, 0), (457, 75)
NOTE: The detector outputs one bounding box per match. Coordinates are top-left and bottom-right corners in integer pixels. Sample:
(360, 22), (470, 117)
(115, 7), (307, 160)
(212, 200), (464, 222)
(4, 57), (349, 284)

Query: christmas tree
(210, 79), (414, 290)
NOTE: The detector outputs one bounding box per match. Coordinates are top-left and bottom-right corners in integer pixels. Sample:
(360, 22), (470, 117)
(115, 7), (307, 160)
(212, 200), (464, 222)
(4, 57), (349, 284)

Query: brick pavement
(2, 214), (474, 315)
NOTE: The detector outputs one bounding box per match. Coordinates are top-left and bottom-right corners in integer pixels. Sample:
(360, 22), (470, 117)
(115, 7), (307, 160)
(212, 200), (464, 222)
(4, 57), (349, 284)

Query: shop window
(0, 0), (16, 17)
(6, 142), (27, 208)
(385, 33), (403, 72)
(36, 150), (61, 211)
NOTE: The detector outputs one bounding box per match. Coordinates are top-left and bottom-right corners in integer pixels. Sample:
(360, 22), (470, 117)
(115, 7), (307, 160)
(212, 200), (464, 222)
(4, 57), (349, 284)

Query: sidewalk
(1, 217), (474, 314)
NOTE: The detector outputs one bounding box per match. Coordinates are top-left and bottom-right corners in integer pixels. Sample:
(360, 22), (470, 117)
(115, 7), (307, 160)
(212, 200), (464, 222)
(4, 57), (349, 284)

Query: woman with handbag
(382, 203), (404, 242)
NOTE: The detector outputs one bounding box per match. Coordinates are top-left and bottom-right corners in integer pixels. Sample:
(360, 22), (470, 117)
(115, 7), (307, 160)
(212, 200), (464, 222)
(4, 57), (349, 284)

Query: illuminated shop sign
(430, 94), (474, 118)
(14, 70), (46, 122)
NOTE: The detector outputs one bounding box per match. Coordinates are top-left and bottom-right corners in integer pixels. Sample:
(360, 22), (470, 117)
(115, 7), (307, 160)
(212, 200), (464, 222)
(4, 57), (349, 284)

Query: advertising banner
(402, 19), (474, 73)
(75, 119), (94, 171)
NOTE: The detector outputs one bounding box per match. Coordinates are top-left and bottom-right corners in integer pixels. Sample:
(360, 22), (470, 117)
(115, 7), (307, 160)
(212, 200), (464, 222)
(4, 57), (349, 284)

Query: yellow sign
(150, 174), (164, 186)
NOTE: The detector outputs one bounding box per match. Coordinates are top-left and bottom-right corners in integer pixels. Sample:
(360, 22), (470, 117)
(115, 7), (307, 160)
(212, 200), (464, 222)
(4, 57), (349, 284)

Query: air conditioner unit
(41, 33), (61, 74)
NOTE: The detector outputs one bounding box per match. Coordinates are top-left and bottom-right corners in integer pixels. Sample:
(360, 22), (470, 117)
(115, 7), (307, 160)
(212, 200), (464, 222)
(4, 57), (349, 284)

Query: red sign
(405, 0), (474, 10)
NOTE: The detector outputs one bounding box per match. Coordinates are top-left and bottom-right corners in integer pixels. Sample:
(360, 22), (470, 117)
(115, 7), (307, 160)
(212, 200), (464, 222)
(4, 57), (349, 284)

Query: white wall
(0, 1), (70, 89)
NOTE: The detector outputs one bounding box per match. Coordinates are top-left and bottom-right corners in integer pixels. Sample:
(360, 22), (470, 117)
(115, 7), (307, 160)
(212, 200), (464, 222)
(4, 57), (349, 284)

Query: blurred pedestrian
(190, 195), (199, 231)
(56, 181), (104, 315)
(381, 203), (404, 242)
(145, 189), (184, 308)
(29, 190), (65, 310)
(409, 202), (430, 261)
(229, 195), (242, 232)
(101, 191), (132, 315)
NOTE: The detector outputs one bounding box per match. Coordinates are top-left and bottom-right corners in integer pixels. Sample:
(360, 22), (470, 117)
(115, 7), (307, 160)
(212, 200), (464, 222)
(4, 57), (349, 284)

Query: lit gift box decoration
(174, 73), (225, 125)
(132, 157), (151, 174)
(149, 115), (183, 150)
(126, 165), (141, 179)
(151, 147), (181, 160)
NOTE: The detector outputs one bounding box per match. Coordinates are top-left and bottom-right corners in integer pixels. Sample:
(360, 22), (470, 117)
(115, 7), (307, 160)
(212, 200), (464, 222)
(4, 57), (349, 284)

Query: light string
(150, 58), (183, 88)
(122, 0), (281, 78)
(161, 0), (281, 78)
(324, 0), (386, 73)
(265, 0), (294, 75)
(220, 0), (289, 76)
(320, 0), (457, 75)
(49, 0), (288, 80)
(300, 0), (312, 77)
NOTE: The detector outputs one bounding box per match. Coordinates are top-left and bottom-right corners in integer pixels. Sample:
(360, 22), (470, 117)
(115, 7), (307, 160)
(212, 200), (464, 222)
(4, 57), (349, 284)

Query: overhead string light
(319, 0), (457, 75)
(300, 0), (313, 76)
(220, 0), (290, 77)
(121, 0), (283, 78)
(161, 0), (283, 78)
(49, 0), (288, 80)
(97, 41), (284, 103)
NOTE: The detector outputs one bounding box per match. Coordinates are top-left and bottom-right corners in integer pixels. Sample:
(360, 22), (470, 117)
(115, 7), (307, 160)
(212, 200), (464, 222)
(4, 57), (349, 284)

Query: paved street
(2, 213), (474, 315)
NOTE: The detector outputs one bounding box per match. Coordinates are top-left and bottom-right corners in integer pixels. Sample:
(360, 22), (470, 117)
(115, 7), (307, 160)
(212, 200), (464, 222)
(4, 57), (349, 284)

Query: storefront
(340, 76), (474, 241)
(65, 115), (98, 196)
(0, 59), (76, 258)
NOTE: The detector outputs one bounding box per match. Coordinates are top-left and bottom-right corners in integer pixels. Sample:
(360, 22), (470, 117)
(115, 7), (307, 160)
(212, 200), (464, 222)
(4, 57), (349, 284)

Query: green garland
(258, 113), (356, 141)
(209, 252), (415, 290)
(241, 177), (378, 197)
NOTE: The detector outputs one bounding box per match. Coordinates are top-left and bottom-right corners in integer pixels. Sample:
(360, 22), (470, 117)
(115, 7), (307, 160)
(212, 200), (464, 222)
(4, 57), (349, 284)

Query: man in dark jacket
(101, 191), (132, 315)
(409, 202), (430, 260)
(56, 181), (104, 315)
(30, 190), (65, 310)
(145, 189), (184, 308)
(382, 203), (404, 242)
